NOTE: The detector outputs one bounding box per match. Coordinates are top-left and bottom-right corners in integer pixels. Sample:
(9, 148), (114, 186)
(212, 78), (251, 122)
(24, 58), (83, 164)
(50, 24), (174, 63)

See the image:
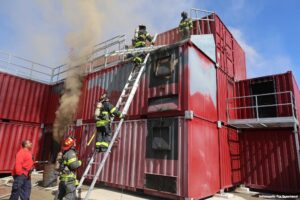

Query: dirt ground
(1, 173), (298, 200)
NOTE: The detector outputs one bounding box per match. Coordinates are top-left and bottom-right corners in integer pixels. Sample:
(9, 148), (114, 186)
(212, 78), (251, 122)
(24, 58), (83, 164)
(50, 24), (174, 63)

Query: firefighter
(179, 11), (193, 40)
(55, 137), (81, 200)
(94, 93), (124, 152)
(132, 24), (154, 65)
(10, 140), (34, 200)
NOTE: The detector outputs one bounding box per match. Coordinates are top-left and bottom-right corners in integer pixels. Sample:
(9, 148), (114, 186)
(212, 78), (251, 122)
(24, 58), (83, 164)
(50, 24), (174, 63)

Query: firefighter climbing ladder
(77, 35), (160, 200)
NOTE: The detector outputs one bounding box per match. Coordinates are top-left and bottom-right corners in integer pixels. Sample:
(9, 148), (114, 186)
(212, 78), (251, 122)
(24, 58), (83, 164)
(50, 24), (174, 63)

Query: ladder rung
(121, 94), (129, 98)
(85, 174), (95, 177)
(119, 101), (126, 106)
(128, 78), (136, 83)
(125, 86), (133, 90)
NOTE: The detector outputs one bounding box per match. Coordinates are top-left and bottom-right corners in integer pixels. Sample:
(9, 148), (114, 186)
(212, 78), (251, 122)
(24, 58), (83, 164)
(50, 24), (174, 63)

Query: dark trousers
(96, 125), (112, 144)
(180, 28), (191, 40)
(9, 175), (31, 200)
(55, 180), (76, 200)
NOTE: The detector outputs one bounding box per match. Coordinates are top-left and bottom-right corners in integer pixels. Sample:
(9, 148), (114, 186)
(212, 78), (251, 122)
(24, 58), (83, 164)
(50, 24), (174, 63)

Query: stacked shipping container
(66, 13), (245, 199)
(9, 11), (300, 199)
(0, 13), (246, 199)
(234, 71), (300, 193)
(0, 72), (49, 173)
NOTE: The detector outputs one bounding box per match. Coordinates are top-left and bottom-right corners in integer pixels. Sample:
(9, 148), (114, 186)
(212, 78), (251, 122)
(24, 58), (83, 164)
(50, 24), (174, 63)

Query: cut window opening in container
(250, 80), (277, 118)
(155, 55), (174, 78)
(152, 126), (172, 151)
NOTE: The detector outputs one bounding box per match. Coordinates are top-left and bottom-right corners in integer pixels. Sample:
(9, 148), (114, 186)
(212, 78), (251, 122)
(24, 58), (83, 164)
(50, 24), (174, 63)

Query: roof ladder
(76, 35), (158, 200)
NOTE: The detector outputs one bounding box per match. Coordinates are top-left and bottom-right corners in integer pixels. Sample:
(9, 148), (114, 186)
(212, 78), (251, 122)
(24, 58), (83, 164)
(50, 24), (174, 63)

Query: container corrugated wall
(217, 70), (236, 123)
(187, 119), (220, 198)
(146, 44), (188, 118)
(240, 129), (300, 193)
(292, 75), (300, 124)
(78, 118), (187, 197)
(214, 15), (234, 78)
(233, 39), (246, 81)
(45, 83), (63, 124)
(81, 63), (146, 121)
(0, 72), (50, 123)
(78, 120), (147, 190)
(0, 122), (42, 173)
(235, 71), (295, 119)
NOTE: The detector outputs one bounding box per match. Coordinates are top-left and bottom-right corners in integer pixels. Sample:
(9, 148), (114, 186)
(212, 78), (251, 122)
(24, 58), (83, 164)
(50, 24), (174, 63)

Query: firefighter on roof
(132, 24), (154, 65)
(94, 93), (124, 152)
(179, 11), (193, 39)
(55, 137), (81, 200)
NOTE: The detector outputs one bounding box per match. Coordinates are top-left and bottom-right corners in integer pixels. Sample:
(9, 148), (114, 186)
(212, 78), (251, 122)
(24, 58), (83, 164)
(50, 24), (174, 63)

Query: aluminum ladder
(77, 36), (158, 200)
(105, 45), (165, 57)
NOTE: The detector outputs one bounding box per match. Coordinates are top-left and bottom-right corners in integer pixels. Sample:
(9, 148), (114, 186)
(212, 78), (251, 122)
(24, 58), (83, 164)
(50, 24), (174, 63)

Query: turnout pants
(9, 175), (31, 200)
(180, 28), (191, 40)
(96, 125), (112, 150)
(55, 180), (76, 200)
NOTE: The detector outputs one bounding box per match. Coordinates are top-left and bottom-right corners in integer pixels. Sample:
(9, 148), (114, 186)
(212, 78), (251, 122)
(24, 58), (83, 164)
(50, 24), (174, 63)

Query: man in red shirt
(9, 140), (34, 200)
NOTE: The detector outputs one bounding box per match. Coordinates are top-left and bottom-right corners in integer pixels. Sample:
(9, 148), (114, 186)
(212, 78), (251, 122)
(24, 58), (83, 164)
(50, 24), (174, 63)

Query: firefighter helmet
(99, 93), (109, 102)
(181, 11), (188, 18)
(138, 24), (146, 30)
(62, 137), (76, 151)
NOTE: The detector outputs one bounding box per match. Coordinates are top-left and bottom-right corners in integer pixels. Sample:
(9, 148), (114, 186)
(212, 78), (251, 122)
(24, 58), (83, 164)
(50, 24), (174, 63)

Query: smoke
(53, 0), (102, 143)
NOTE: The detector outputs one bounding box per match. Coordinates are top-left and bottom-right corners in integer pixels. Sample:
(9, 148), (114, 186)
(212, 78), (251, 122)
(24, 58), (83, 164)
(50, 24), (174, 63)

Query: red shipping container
(147, 43), (217, 122)
(75, 117), (240, 199)
(233, 71), (298, 120)
(156, 14), (246, 80)
(0, 122), (43, 173)
(217, 70), (236, 124)
(44, 83), (64, 124)
(239, 129), (300, 193)
(80, 62), (147, 121)
(233, 39), (246, 81)
(0, 72), (50, 123)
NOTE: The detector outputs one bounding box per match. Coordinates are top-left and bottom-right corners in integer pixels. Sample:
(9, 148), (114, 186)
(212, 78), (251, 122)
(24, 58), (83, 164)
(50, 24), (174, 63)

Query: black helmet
(181, 11), (188, 18)
(139, 24), (146, 30)
(99, 93), (109, 102)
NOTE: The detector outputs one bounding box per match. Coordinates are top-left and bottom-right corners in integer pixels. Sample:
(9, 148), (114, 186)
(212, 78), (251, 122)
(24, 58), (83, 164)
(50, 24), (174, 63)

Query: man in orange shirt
(9, 140), (34, 200)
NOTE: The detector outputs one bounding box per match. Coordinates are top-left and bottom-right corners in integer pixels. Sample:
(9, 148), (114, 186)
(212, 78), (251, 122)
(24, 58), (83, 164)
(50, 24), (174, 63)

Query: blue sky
(0, 0), (299, 83)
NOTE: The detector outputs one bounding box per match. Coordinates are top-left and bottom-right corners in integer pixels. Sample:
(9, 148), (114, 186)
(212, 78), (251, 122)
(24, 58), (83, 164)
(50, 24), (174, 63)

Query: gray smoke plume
(53, 0), (102, 143)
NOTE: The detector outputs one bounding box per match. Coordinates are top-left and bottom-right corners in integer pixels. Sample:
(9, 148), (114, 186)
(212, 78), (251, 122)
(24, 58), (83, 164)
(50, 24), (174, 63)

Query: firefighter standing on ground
(55, 137), (81, 200)
(94, 93), (124, 152)
(132, 25), (154, 65)
(179, 11), (193, 39)
(10, 140), (34, 200)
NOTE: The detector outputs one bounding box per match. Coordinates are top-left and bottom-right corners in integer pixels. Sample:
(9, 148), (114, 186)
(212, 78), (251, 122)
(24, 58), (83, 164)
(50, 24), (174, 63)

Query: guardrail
(190, 8), (215, 34)
(227, 91), (297, 121)
(0, 35), (126, 84)
(0, 51), (54, 83)
(51, 35), (126, 83)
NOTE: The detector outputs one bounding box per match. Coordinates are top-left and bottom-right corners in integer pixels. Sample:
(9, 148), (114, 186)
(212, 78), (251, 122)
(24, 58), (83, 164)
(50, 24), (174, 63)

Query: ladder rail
(105, 45), (164, 57)
(77, 152), (96, 190)
(83, 49), (152, 200)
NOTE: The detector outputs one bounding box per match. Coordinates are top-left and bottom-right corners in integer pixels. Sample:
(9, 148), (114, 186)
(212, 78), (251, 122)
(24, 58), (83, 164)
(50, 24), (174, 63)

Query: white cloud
(230, 27), (292, 78)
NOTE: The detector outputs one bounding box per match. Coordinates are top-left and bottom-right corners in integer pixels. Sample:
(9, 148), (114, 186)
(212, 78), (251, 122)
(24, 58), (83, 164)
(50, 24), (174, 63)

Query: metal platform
(228, 116), (298, 129)
(227, 91), (299, 129)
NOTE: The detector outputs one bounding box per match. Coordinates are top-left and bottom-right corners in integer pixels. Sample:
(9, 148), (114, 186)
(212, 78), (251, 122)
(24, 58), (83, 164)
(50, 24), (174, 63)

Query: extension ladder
(105, 45), (165, 57)
(77, 35), (159, 200)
